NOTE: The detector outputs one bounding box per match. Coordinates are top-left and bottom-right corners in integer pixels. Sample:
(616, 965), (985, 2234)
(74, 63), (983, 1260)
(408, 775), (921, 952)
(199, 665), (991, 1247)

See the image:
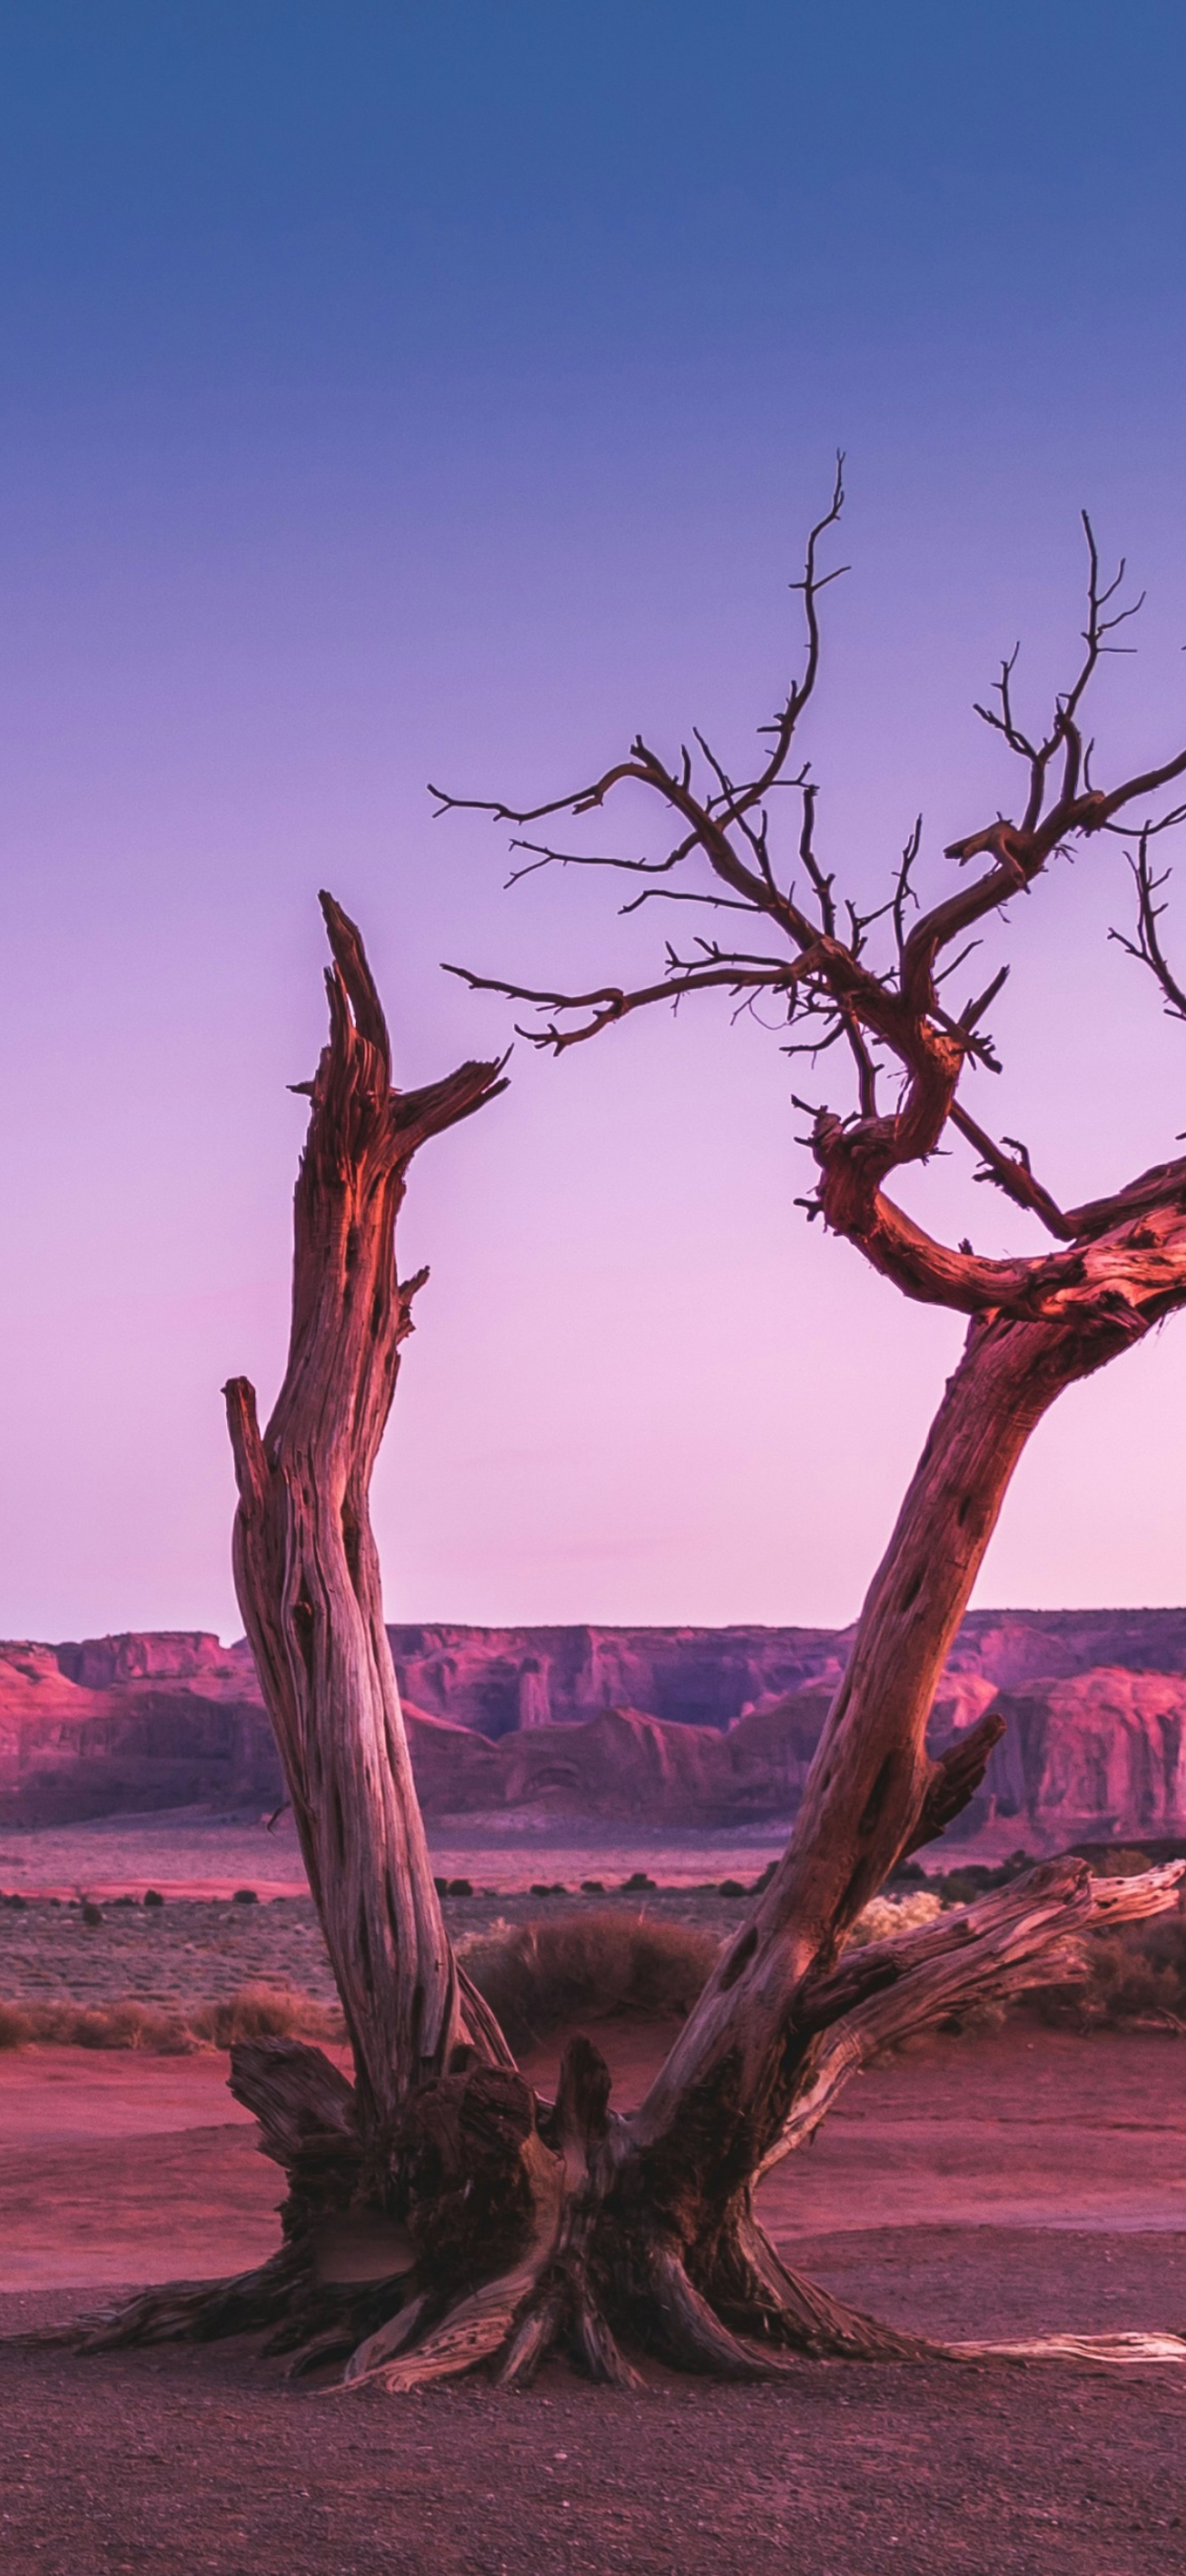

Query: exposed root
(950, 2333), (1186, 2368)
(343, 2080), (567, 2391)
(644, 2245), (795, 2379)
(75, 2250), (304, 2353)
(495, 2285), (564, 2388)
(708, 2205), (929, 2362)
(568, 2280), (641, 2388)
(346, 2277), (537, 2393)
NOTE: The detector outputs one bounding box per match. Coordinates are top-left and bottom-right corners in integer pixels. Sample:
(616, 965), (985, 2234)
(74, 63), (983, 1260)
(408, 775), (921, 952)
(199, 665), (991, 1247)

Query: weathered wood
(764, 1860), (1185, 2171)
(228, 2036), (358, 2170)
(628, 1306), (1139, 2194)
(223, 894), (508, 2134)
(76, 2250), (304, 2352)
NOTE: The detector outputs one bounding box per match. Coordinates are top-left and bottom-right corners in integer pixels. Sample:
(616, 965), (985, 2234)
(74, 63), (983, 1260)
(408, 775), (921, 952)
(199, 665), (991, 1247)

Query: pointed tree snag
(223, 893), (511, 2135)
(78, 537), (1186, 2384)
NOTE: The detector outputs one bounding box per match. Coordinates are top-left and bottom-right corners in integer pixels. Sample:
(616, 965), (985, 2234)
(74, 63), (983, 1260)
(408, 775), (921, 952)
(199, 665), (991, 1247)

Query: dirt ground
(2, 2023), (1186, 2571)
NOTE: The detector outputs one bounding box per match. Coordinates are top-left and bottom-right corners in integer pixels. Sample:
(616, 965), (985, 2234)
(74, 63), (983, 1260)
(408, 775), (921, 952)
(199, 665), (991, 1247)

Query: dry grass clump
(1039, 1912), (1186, 2030)
(0, 1998), (191, 2051)
(188, 1983), (342, 2047)
(0, 2001), (37, 2047)
(0, 1982), (341, 2052)
(459, 1911), (721, 2051)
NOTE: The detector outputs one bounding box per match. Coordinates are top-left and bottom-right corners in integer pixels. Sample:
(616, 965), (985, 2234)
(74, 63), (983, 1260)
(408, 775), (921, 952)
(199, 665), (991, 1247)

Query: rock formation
(3, 1614), (1186, 1846)
(0, 1634), (279, 1823)
(383, 1623), (850, 1735)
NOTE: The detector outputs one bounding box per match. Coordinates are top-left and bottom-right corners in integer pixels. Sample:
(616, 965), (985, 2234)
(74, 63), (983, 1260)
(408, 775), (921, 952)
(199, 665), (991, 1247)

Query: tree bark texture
(222, 896), (510, 2136)
(629, 1299), (1143, 2191)
(78, 900), (1186, 2388)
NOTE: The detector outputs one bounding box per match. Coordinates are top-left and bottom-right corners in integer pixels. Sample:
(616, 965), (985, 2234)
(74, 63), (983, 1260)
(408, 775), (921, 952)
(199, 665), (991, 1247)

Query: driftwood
(80, 831), (1186, 2383)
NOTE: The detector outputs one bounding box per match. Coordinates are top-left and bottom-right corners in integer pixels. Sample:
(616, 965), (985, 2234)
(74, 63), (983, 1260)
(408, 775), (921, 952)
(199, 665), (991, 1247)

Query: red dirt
(2, 2024), (1185, 2570)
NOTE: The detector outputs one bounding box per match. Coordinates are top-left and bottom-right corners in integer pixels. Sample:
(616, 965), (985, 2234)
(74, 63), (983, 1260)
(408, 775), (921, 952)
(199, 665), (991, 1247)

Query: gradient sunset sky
(4, 3), (1186, 1640)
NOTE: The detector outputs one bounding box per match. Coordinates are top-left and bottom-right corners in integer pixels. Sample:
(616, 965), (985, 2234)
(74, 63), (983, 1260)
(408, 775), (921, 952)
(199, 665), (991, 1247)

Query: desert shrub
(852, 1890), (945, 1944)
(231, 1887), (260, 1905)
(926, 1851), (1033, 1904)
(45, 2001), (190, 2051)
(143, 1887), (165, 1907)
(1038, 1910), (1186, 2029)
(189, 1981), (340, 2047)
(0, 1985), (339, 2052)
(0, 1999), (191, 2051)
(459, 1910), (721, 2051)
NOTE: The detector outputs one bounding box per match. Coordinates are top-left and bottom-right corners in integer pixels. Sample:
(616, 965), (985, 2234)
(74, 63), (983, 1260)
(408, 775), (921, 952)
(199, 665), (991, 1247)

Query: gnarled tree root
(62, 2034), (923, 2390)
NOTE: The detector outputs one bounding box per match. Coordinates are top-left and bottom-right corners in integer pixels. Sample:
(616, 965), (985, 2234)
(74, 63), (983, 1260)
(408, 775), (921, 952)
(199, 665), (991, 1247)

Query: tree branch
(441, 955), (813, 1052)
(1110, 831), (1186, 1023)
(948, 1104), (1074, 1240)
(438, 485), (1186, 1321)
(902, 1706), (1007, 1854)
(769, 1858), (1186, 2171)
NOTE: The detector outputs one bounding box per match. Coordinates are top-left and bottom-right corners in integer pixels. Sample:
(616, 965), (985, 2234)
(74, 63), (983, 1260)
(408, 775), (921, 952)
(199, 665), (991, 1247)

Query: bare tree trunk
(74, 900), (1186, 2388)
(222, 896), (511, 2137)
(629, 1300), (1135, 2195)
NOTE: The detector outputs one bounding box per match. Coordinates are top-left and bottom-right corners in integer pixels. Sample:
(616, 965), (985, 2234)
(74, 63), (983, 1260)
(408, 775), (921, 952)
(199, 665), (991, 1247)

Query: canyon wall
(4, 1615), (1186, 1848)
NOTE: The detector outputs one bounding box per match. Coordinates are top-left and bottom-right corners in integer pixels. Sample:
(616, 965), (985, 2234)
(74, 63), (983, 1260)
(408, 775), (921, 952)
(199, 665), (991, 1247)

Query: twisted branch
(439, 487), (1186, 1321)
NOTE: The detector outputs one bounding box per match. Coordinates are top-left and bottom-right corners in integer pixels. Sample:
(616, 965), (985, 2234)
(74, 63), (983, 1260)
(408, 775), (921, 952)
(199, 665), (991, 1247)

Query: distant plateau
(4, 1612), (1186, 1854)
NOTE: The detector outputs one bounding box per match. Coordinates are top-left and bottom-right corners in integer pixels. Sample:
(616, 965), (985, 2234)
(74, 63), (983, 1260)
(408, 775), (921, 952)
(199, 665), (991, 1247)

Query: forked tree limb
(771, 1858), (1185, 2171)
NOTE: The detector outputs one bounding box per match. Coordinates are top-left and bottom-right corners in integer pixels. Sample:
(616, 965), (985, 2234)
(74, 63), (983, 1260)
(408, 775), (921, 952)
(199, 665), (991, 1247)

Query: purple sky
(3, 5), (1186, 1640)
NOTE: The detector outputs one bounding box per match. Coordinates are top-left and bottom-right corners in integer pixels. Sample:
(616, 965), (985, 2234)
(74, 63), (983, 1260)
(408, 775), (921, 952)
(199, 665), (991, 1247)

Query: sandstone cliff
(4, 1615), (1186, 1845)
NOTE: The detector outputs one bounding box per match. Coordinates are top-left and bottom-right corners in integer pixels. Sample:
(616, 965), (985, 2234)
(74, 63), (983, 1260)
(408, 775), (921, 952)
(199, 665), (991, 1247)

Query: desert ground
(3, 1837), (1186, 2572)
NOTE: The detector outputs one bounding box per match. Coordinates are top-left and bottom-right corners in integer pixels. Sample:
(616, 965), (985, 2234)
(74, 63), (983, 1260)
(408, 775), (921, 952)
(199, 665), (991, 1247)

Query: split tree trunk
(78, 901), (1186, 2386)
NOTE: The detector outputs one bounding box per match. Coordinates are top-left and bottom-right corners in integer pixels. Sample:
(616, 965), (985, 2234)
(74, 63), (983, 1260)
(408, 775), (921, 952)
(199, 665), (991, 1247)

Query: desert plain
(3, 1812), (1186, 2575)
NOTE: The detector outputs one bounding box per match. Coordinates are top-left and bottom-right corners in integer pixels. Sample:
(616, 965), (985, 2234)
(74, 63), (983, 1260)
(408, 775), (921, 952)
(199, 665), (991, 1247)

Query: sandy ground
(2, 2026), (1186, 2570)
(2, 2318), (1184, 2576)
(3, 2024), (1185, 2291)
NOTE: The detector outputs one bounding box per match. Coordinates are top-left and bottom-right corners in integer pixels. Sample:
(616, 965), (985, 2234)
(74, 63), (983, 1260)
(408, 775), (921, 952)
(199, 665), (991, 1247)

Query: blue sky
(3, 4), (1186, 1637)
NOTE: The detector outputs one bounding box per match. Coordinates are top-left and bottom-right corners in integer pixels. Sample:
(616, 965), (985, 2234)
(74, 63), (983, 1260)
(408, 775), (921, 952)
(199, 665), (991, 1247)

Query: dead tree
(79, 808), (1186, 2385)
